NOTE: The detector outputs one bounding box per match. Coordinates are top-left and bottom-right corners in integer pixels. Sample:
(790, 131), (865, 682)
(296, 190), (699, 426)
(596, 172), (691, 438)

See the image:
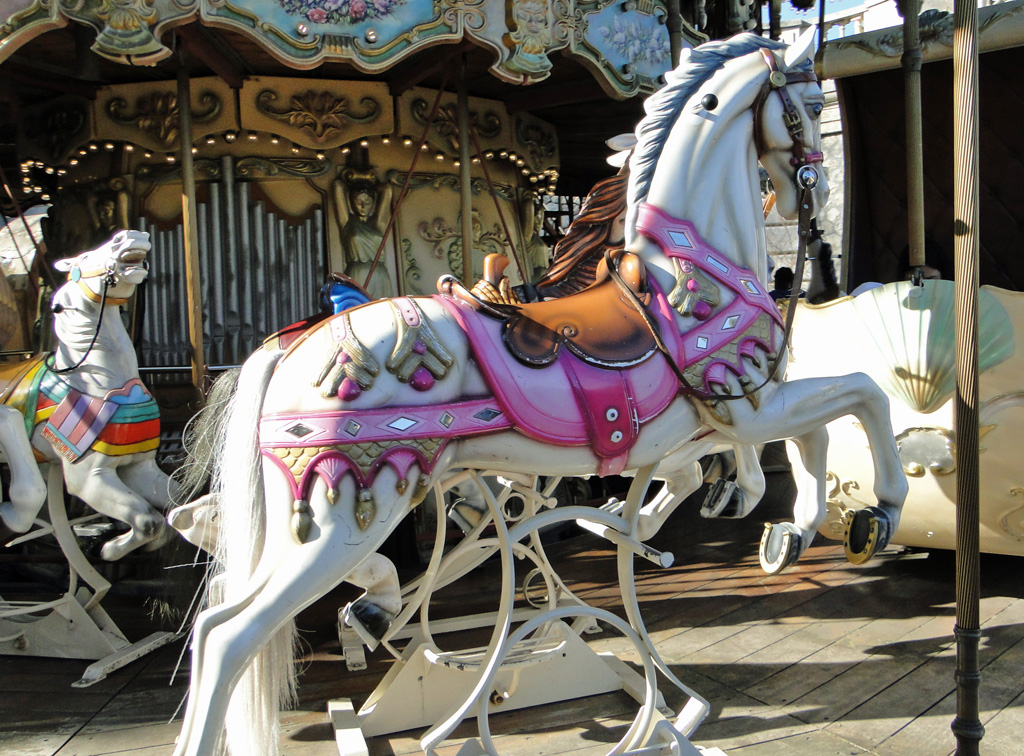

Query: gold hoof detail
(844, 507), (885, 565)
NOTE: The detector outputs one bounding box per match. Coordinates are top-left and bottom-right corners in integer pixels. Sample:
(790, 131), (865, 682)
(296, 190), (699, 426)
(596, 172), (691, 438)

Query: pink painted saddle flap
(436, 287), (684, 475)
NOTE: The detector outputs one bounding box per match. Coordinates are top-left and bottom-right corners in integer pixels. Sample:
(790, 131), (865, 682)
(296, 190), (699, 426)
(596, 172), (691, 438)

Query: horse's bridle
(753, 48), (823, 191)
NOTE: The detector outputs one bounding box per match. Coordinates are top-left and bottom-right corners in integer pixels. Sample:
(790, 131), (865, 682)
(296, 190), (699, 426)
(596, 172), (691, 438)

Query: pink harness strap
(636, 203), (782, 391)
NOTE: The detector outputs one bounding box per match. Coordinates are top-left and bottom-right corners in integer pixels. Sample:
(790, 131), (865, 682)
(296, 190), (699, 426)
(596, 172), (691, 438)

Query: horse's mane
(534, 173), (628, 299)
(628, 34), (786, 210)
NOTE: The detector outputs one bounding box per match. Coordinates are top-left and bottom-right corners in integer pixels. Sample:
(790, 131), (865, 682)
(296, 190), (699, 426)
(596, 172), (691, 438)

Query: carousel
(0, 0), (1004, 754)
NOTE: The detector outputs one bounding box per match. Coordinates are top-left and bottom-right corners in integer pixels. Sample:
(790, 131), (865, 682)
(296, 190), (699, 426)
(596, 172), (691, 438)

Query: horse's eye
(808, 102), (823, 119)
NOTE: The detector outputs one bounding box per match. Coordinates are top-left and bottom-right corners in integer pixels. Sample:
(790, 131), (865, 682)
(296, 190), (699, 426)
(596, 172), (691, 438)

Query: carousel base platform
(2, 461), (1024, 756)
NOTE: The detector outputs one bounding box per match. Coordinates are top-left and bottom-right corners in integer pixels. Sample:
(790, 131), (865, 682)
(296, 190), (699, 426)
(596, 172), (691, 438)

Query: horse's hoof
(758, 522), (804, 574)
(844, 506), (892, 565)
(700, 478), (745, 519)
(343, 598), (396, 650)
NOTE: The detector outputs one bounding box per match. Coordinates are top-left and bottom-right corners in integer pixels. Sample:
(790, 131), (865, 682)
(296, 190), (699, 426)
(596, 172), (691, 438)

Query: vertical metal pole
(666, 0), (682, 67)
(177, 48), (207, 394)
(951, 0), (983, 753)
(902, 0), (926, 268)
(769, 0), (781, 40)
(458, 57), (473, 284)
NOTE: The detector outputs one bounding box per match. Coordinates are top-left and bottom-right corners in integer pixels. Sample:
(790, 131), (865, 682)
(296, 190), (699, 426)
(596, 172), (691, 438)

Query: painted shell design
(850, 280), (1013, 414)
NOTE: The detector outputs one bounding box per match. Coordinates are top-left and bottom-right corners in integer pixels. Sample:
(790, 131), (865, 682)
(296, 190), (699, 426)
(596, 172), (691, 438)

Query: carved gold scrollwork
(107, 92), (221, 147)
(438, 0), (486, 30)
(256, 90), (379, 144)
(514, 117), (557, 165)
(1001, 488), (1024, 541)
(411, 100), (501, 152)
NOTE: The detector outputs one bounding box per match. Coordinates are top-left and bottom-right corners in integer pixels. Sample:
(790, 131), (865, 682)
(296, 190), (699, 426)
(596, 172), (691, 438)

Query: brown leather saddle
(443, 251), (657, 368)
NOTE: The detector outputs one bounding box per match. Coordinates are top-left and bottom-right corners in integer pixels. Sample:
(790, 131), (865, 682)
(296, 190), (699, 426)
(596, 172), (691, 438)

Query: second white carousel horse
(170, 31), (907, 756)
(0, 229), (180, 560)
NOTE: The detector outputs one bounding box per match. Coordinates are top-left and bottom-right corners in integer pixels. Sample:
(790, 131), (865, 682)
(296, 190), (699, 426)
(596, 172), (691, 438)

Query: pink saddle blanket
(436, 282), (684, 476)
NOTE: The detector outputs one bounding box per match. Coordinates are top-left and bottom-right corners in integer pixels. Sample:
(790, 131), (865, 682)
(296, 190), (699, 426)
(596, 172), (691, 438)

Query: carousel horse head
(625, 29), (829, 257)
(54, 230), (151, 302)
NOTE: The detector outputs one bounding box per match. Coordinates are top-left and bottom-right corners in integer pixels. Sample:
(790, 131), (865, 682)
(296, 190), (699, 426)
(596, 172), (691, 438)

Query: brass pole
(176, 48), (207, 394)
(458, 57), (473, 285)
(902, 0), (926, 269)
(951, 0), (983, 752)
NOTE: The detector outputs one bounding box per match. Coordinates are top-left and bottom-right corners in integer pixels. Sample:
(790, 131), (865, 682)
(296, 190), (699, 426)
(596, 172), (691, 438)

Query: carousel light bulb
(78, 149), (87, 156)
(88, 144), (98, 151)
(192, 147), (199, 154)
(45, 167), (54, 174)
(359, 139), (368, 147)
(20, 164), (29, 173)
(125, 144), (134, 152)
(485, 151), (494, 160)
(291, 143), (300, 154)
(224, 131), (237, 143)
(435, 151), (444, 161)
(381, 135), (390, 144)
(508, 152), (518, 161)
(402, 136), (413, 146)
(521, 168), (530, 175)
(340, 145), (351, 154)
(499, 150), (508, 159)
(35, 161), (44, 168)
(316, 151), (326, 161)
(206, 136), (216, 145)
(69, 159), (79, 166)
(421, 143), (429, 152)
(167, 154), (176, 162)
(248, 131), (258, 141)
(270, 135), (280, 144)
(40, 193), (50, 201)
(453, 160), (460, 167)
(144, 151), (153, 158)
(104, 143), (115, 151)
(472, 156), (480, 164)
(516, 159), (525, 167)
(57, 168), (67, 175)
(529, 175), (538, 183)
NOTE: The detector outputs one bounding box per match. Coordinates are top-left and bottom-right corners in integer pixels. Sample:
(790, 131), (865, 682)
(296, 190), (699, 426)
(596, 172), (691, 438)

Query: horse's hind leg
(61, 456), (166, 560)
(701, 444), (765, 520)
(0, 407), (45, 532)
(343, 552), (402, 647)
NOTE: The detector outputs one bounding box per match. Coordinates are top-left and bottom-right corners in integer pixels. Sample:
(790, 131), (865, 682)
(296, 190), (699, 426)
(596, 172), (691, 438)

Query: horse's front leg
(61, 454), (168, 560)
(0, 407), (46, 532)
(729, 373), (907, 567)
(119, 453), (183, 512)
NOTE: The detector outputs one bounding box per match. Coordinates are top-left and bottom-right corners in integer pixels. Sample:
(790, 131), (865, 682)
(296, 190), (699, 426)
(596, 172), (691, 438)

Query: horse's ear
(784, 26), (817, 70)
(53, 257), (76, 273)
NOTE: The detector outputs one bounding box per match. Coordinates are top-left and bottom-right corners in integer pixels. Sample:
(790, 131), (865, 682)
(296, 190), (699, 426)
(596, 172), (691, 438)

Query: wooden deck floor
(3, 478), (1023, 756)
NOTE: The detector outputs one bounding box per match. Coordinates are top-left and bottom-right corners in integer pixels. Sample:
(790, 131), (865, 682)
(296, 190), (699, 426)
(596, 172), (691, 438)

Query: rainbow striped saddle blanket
(4, 358), (161, 463)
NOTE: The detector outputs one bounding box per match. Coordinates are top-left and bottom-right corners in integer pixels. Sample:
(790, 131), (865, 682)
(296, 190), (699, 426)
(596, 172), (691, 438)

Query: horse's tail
(173, 366), (242, 505)
(206, 347), (296, 756)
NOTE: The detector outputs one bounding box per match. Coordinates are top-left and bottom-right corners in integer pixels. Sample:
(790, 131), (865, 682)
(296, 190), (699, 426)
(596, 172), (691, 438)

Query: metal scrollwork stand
(330, 464), (719, 755)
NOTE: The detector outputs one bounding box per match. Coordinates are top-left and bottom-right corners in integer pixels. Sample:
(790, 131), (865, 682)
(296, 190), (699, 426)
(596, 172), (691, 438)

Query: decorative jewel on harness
(386, 298), (454, 388)
(315, 312), (380, 399)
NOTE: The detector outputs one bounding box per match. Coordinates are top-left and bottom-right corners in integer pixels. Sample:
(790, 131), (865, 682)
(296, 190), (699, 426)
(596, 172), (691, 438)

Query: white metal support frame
(331, 466), (720, 755)
(0, 465), (177, 686)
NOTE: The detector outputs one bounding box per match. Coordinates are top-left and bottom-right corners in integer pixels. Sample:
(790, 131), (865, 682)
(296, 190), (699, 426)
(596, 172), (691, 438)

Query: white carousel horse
(170, 31), (907, 756)
(0, 229), (179, 560)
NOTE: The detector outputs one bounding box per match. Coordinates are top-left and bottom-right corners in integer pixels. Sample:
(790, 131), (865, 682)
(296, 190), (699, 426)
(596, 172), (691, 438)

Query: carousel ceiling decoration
(0, 0), (692, 98)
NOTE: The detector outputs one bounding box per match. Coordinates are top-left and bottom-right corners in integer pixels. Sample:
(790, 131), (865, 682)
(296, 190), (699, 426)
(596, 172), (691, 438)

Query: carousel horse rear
(171, 30), (908, 756)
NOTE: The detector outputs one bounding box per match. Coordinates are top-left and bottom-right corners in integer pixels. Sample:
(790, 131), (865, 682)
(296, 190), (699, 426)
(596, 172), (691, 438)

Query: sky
(778, 0), (880, 22)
